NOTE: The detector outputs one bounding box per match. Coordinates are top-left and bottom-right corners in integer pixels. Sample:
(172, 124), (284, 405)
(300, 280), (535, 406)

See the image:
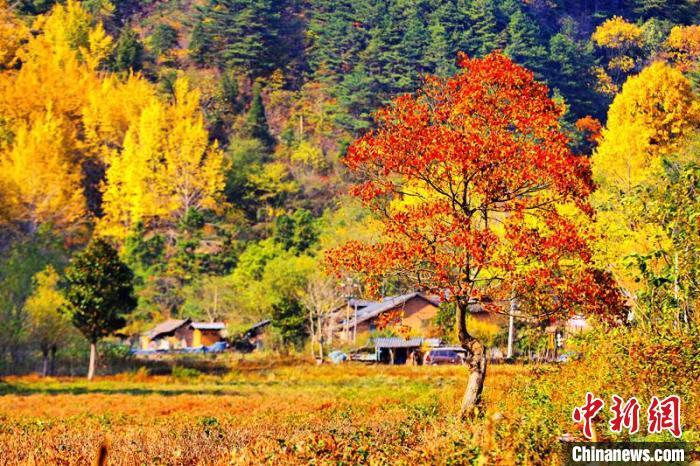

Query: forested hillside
(1, 0), (698, 368)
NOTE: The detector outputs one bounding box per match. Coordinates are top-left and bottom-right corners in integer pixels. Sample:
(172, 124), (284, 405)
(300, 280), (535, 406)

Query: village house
(328, 293), (512, 343)
(328, 292), (442, 343)
(323, 293), (523, 364)
(140, 318), (227, 351)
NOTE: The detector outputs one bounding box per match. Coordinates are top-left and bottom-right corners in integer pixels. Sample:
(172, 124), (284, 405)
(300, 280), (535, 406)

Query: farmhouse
(140, 318), (226, 350)
(329, 292), (512, 343)
(331, 292), (441, 343)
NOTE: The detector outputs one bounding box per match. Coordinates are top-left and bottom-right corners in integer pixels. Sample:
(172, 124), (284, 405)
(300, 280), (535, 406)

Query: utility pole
(507, 297), (516, 359)
(353, 299), (358, 343)
(341, 277), (359, 343)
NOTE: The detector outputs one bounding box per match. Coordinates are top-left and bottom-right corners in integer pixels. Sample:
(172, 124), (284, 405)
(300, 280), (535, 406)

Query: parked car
(424, 347), (467, 365)
(349, 347), (379, 363)
(328, 350), (349, 364)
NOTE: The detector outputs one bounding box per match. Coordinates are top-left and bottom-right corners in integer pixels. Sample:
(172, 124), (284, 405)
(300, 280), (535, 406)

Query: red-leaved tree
(327, 53), (625, 417)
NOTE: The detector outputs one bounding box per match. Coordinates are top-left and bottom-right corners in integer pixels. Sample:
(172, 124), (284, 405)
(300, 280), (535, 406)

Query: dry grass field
(1, 359), (697, 465)
(0, 363), (545, 465)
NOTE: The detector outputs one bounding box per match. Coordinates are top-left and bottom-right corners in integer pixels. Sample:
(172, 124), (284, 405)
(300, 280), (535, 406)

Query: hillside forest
(0, 0), (699, 376)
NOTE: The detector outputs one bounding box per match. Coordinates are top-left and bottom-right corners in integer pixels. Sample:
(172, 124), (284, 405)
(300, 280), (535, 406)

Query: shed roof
(243, 319), (271, 337)
(146, 319), (191, 340)
(191, 322), (226, 331)
(372, 337), (425, 348)
(423, 338), (443, 347)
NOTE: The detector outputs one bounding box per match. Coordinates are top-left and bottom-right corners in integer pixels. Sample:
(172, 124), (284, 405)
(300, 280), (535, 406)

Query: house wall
(175, 326), (194, 347)
(346, 297), (440, 341)
(400, 298), (440, 331)
(192, 329), (222, 347)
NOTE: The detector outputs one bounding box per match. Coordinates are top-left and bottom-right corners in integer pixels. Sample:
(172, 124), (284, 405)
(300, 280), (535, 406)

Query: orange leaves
(667, 25), (700, 71)
(576, 116), (603, 143)
(327, 52), (623, 321)
(345, 52), (593, 210)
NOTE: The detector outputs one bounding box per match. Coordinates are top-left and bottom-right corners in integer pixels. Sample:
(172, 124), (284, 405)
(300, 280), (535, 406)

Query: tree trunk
(317, 317), (324, 363)
(49, 346), (57, 376)
(41, 348), (49, 377)
(457, 301), (487, 419)
(88, 342), (97, 381)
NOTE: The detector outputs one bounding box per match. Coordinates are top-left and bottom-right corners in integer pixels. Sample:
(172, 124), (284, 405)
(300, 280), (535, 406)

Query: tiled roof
(346, 292), (441, 326)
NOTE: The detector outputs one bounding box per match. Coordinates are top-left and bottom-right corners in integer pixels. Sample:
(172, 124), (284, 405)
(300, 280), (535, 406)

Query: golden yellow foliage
(608, 55), (636, 72)
(25, 265), (73, 351)
(290, 140), (327, 170)
(82, 74), (158, 157)
(0, 111), (86, 233)
(0, 1), (226, 242)
(0, 1), (28, 69)
(99, 78), (226, 238)
(36, 0), (112, 68)
(592, 16), (643, 50)
(604, 62), (699, 162)
(592, 66), (618, 95)
(0, 1), (101, 123)
(591, 62), (700, 298)
(667, 25), (700, 70)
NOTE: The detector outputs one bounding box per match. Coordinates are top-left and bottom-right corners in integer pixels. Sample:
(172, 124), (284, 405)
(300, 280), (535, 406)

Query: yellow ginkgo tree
(0, 111), (86, 235)
(591, 61), (700, 310)
(100, 78), (227, 238)
(591, 16), (644, 94)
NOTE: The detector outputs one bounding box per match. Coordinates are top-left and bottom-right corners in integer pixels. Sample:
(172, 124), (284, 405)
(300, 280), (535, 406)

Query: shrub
(170, 365), (201, 381)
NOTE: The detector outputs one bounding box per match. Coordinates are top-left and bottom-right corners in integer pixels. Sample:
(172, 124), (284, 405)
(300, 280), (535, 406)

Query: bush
(171, 365), (201, 381)
(488, 322), (700, 463)
(99, 341), (132, 367)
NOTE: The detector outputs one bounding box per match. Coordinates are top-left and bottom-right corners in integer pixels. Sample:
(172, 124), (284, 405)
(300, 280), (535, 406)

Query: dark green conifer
(112, 26), (144, 72)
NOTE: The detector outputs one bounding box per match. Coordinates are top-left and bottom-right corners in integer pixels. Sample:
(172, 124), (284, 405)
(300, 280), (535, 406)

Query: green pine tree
(242, 82), (273, 145)
(199, 0), (281, 75)
(306, 0), (368, 79)
(547, 31), (604, 121)
(150, 24), (178, 57)
(189, 21), (212, 66)
(463, 0), (502, 57)
(504, 8), (548, 80)
(392, 0), (429, 92)
(425, 16), (455, 76)
(112, 26), (144, 72)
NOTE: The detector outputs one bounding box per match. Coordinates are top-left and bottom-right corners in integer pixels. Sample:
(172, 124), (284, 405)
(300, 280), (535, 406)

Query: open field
(2, 358), (698, 465)
(1, 363), (550, 465)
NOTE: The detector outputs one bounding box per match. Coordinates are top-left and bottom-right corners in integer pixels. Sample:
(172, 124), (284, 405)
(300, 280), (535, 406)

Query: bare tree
(302, 275), (345, 362)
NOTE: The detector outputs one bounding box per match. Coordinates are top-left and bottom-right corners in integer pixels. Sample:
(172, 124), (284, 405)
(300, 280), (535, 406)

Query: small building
(141, 319), (192, 350)
(191, 322), (226, 347)
(141, 319), (226, 351)
(372, 337), (446, 364)
(232, 319), (271, 352)
(332, 292), (441, 342)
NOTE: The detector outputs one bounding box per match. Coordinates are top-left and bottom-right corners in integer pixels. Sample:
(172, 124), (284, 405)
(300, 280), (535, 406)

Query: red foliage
(326, 53), (625, 321)
(575, 115), (603, 143)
